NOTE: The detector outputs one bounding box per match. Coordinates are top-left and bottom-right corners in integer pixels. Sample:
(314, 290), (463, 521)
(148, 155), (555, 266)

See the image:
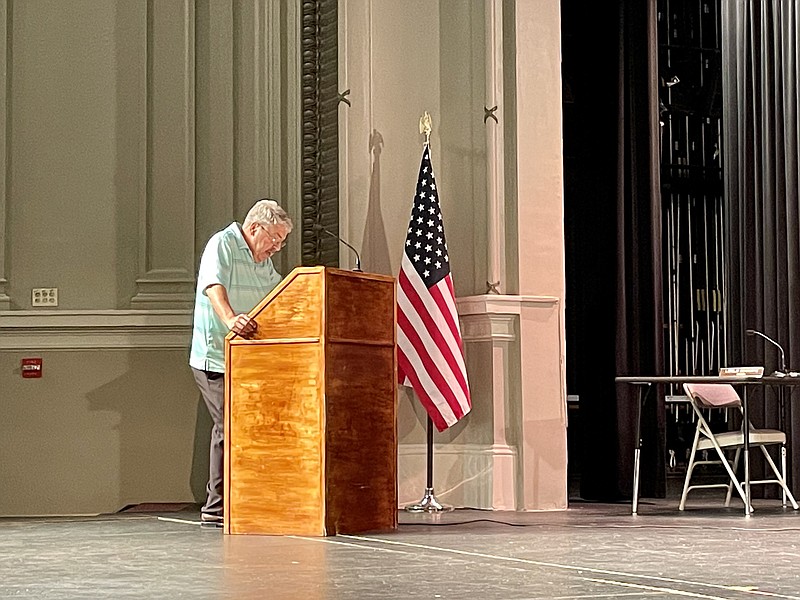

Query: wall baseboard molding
(398, 443), (519, 510)
(0, 310), (193, 350)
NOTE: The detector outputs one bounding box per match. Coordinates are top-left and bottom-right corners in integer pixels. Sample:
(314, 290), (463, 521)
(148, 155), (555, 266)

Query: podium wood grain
(224, 267), (397, 535)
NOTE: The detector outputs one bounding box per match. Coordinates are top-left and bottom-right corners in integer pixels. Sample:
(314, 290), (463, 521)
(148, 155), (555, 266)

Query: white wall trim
(0, 310), (192, 350)
(457, 293), (559, 315)
(459, 312), (516, 342)
(457, 294), (560, 342)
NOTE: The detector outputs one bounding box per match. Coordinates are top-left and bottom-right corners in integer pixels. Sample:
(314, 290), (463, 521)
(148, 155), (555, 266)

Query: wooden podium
(223, 267), (397, 535)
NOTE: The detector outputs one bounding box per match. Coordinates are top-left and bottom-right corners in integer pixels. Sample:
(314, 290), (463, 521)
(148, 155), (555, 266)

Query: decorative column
(508, 0), (568, 509)
(0, 0), (9, 310)
(280, 0), (302, 272)
(457, 294), (566, 511)
(458, 301), (519, 510)
(194, 0), (300, 273)
(454, 0), (567, 511)
(233, 0), (279, 217)
(131, 0), (196, 309)
(195, 0), (235, 234)
(484, 0), (506, 295)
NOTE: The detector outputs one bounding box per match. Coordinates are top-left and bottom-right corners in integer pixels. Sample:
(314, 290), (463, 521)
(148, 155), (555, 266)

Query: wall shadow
(361, 129), (392, 275)
(86, 351), (208, 510)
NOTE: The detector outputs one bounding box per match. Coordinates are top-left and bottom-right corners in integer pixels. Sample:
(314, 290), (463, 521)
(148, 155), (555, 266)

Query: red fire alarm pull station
(21, 358), (43, 378)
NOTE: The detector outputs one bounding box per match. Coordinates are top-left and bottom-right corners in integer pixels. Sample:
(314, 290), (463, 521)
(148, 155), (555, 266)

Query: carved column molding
(300, 0), (339, 267)
(485, 0), (506, 296)
(131, 0), (196, 309)
(0, 0), (9, 310)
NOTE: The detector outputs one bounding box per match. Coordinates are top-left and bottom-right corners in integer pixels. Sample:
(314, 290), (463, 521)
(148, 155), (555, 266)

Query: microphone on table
(312, 224), (363, 272)
(746, 329), (789, 376)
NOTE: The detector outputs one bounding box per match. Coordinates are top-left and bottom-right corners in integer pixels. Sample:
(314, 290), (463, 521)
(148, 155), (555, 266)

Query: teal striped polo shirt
(189, 222), (282, 372)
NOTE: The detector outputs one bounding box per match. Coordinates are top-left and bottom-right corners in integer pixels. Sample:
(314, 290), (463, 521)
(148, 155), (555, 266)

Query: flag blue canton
(403, 147), (449, 287)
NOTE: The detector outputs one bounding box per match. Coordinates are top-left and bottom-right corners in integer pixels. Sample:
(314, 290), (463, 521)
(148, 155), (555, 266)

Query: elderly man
(189, 198), (293, 524)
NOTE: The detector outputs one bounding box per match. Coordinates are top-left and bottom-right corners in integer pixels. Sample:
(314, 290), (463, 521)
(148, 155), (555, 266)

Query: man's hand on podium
(227, 314), (258, 339)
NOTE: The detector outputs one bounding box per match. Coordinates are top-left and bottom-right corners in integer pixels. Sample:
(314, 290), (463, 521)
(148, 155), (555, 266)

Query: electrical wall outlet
(31, 288), (58, 307)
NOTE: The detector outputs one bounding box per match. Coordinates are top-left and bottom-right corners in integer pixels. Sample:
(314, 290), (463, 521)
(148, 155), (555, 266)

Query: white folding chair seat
(680, 383), (798, 512)
(696, 429), (787, 452)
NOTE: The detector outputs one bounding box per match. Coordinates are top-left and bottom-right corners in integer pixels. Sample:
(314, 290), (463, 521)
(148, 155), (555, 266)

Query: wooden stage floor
(3, 497), (800, 599)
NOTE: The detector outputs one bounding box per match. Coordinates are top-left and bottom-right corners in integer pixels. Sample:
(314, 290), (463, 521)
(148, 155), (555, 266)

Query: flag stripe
(397, 329), (459, 427)
(397, 307), (466, 420)
(399, 261), (468, 383)
(397, 311), (467, 418)
(429, 278), (464, 354)
(441, 276), (464, 351)
(400, 264), (462, 365)
(396, 349), (450, 430)
(398, 267), (469, 400)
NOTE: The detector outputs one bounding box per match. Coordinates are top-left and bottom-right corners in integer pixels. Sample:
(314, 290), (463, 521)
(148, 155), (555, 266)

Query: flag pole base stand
(403, 488), (453, 513)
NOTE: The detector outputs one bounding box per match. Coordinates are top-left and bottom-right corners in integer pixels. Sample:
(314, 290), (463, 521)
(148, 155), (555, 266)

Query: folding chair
(679, 383), (798, 512)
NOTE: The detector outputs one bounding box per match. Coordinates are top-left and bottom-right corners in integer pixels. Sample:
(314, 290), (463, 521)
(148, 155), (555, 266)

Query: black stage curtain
(565, 0), (664, 501)
(612, 0), (665, 500)
(722, 1), (800, 494)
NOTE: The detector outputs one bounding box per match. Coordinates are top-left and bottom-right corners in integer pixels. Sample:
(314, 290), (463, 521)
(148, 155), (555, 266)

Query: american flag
(397, 145), (471, 431)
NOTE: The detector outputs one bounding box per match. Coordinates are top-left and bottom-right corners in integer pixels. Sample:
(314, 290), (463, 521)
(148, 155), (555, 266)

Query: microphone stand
(314, 225), (363, 272)
(746, 329), (786, 376)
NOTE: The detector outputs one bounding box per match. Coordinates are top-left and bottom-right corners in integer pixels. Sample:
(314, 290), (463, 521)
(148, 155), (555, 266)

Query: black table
(615, 375), (800, 516)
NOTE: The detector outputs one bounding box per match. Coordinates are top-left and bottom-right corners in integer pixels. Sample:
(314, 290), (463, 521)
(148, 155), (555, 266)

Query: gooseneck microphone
(746, 329), (787, 376)
(312, 224), (363, 272)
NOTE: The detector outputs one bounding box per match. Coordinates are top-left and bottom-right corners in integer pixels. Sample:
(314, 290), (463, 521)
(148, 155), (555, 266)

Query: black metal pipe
(426, 416), (434, 489)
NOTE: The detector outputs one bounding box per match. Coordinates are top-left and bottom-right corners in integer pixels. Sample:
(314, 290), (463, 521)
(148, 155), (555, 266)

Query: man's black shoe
(201, 512), (223, 525)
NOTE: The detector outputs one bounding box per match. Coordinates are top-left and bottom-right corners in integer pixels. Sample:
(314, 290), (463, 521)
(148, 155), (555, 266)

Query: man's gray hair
(243, 198), (294, 232)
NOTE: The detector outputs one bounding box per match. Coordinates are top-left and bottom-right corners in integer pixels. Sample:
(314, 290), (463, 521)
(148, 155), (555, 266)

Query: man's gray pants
(191, 367), (224, 517)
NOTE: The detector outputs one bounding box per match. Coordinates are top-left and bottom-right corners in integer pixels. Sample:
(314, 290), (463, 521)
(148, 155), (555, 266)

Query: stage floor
(3, 498), (800, 599)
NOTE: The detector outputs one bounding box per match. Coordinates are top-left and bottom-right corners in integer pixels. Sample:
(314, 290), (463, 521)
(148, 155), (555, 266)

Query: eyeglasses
(259, 224), (287, 249)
